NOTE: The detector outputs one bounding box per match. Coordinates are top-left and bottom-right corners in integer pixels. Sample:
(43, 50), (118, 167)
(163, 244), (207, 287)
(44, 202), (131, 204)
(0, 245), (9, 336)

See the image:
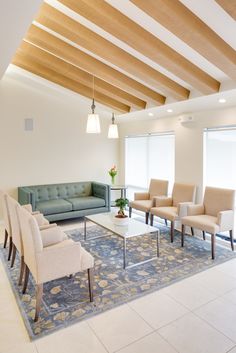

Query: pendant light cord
(91, 75), (95, 114)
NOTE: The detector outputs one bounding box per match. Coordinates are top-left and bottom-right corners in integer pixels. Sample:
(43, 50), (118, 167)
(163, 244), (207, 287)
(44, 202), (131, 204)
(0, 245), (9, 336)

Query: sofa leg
(230, 230), (234, 251)
(18, 256), (25, 286)
(150, 214), (154, 226)
(211, 234), (215, 260)
(10, 244), (16, 268)
(170, 221), (174, 243)
(202, 231), (206, 240)
(22, 265), (29, 294)
(165, 219), (168, 226)
(191, 227), (194, 236)
(88, 268), (94, 302)
(129, 207), (132, 218)
(34, 284), (43, 322)
(3, 229), (8, 248)
(145, 212), (149, 224)
(181, 224), (185, 247)
(8, 237), (13, 261)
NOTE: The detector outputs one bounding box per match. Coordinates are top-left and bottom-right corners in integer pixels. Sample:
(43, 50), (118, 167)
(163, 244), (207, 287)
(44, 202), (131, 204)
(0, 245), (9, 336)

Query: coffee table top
(85, 213), (159, 238)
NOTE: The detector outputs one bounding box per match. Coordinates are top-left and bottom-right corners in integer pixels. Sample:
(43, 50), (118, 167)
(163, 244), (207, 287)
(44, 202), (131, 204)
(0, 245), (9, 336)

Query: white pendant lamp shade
(86, 113), (101, 133)
(108, 113), (119, 138)
(86, 77), (101, 134)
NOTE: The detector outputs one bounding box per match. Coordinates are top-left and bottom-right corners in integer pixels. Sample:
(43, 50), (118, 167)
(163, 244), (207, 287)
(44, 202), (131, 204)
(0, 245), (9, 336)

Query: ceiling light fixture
(148, 112), (154, 116)
(86, 76), (101, 133)
(218, 98), (226, 104)
(167, 108), (173, 113)
(108, 113), (119, 139)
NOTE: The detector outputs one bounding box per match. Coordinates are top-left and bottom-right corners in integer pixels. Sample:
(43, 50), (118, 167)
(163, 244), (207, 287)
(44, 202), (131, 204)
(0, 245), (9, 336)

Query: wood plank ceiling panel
(25, 25), (166, 106)
(215, 0), (236, 20)
(13, 50), (131, 113)
(35, 3), (189, 101)
(131, 0), (236, 81)
(59, 0), (220, 94)
(19, 40), (145, 110)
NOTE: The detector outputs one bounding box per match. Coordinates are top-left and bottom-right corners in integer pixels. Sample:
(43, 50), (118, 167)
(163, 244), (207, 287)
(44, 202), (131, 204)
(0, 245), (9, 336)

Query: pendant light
(86, 76), (101, 133)
(108, 112), (119, 139)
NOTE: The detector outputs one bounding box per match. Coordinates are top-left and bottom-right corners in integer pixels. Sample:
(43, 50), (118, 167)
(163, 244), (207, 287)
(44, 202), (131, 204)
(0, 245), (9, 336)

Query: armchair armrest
(33, 213), (49, 227)
(31, 211), (40, 215)
(22, 204), (33, 213)
(39, 223), (57, 231)
(187, 204), (204, 216)
(154, 196), (173, 207)
(134, 192), (150, 200)
(40, 226), (66, 247)
(178, 202), (194, 218)
(92, 182), (110, 210)
(217, 210), (234, 232)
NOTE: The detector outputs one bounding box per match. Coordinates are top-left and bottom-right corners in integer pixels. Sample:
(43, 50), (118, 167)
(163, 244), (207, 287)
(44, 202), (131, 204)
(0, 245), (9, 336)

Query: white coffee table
(84, 213), (160, 269)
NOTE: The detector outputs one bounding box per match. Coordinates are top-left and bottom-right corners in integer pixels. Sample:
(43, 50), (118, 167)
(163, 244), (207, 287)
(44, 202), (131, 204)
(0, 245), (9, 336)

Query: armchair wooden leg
(8, 237), (13, 261)
(10, 244), (16, 268)
(3, 229), (8, 248)
(145, 212), (149, 224)
(150, 214), (154, 226)
(170, 221), (174, 243)
(181, 224), (185, 247)
(230, 230), (234, 251)
(129, 207), (132, 218)
(191, 227), (194, 236)
(202, 231), (206, 240)
(34, 284), (43, 322)
(211, 234), (215, 260)
(165, 219), (168, 226)
(88, 268), (94, 302)
(22, 265), (29, 294)
(18, 256), (25, 286)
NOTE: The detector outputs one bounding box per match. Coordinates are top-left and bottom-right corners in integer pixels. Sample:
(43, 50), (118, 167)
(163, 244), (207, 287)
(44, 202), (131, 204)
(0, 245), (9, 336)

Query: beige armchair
(0, 191), (12, 259)
(181, 186), (235, 259)
(129, 179), (169, 224)
(7, 195), (62, 285)
(17, 205), (94, 322)
(150, 183), (196, 242)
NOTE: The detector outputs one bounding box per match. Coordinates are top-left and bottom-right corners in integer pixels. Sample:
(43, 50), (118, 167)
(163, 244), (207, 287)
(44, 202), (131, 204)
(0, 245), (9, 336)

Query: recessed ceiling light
(218, 98), (226, 103)
(148, 112), (154, 116)
(167, 109), (173, 113)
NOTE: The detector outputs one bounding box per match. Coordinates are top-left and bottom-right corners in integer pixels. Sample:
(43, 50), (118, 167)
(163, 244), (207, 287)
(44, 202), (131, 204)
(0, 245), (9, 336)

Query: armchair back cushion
(172, 183), (196, 207)
(204, 187), (235, 216)
(7, 196), (23, 254)
(149, 179), (168, 199)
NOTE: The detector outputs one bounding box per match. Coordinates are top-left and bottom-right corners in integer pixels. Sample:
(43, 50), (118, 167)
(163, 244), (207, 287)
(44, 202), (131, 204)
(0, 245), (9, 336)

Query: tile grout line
(86, 320), (110, 353)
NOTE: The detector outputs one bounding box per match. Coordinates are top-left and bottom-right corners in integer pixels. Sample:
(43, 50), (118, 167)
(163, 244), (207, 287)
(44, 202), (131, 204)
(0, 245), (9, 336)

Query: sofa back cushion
(204, 186), (235, 216)
(28, 182), (92, 202)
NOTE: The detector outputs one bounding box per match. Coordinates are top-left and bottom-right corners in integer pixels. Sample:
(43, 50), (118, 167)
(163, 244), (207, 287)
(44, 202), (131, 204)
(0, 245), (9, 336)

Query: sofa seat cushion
(36, 199), (73, 215)
(66, 196), (105, 211)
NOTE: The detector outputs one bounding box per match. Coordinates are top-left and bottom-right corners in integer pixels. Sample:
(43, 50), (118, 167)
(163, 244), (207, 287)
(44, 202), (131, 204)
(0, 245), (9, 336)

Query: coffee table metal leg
(84, 218), (87, 241)
(123, 238), (127, 269)
(156, 231), (159, 257)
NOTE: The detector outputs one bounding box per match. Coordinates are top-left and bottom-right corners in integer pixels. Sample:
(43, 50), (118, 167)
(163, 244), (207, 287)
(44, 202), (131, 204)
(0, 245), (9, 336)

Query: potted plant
(113, 197), (129, 226)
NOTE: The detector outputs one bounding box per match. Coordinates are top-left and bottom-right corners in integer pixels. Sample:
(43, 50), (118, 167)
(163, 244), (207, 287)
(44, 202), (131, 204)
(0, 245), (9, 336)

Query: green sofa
(18, 181), (110, 222)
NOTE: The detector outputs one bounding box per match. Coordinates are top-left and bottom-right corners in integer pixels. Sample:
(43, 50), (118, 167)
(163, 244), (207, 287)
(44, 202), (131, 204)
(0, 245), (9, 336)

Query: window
(125, 133), (175, 198)
(204, 127), (236, 190)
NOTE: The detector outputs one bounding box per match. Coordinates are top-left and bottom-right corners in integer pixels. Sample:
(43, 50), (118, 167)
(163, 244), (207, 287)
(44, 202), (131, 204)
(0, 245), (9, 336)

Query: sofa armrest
(187, 204), (204, 216)
(178, 202), (194, 218)
(18, 187), (36, 210)
(134, 192), (150, 200)
(92, 182), (110, 210)
(154, 196), (173, 207)
(217, 210), (234, 232)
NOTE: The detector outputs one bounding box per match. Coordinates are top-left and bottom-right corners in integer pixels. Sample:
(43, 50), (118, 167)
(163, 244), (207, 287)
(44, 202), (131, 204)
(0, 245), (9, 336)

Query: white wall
(119, 106), (236, 202)
(0, 69), (119, 204)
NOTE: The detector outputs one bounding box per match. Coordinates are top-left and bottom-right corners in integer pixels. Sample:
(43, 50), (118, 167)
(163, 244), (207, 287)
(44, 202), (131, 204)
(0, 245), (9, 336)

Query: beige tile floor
(1, 221), (236, 353)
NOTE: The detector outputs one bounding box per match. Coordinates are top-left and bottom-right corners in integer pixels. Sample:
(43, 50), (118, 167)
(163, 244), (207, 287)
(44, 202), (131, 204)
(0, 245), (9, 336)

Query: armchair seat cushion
(36, 199), (72, 215)
(66, 196), (105, 211)
(151, 206), (178, 221)
(129, 200), (153, 213)
(182, 214), (219, 234)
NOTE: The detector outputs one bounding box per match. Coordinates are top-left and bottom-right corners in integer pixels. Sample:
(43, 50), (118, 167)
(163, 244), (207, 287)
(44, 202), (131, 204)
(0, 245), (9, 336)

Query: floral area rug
(0, 221), (235, 340)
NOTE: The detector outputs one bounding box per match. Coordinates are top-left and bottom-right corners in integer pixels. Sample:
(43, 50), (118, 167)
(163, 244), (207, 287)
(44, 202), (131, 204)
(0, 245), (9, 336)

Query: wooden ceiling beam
(58, 0), (220, 94)
(12, 51), (131, 114)
(131, 0), (236, 81)
(19, 40), (145, 110)
(215, 0), (236, 20)
(35, 3), (189, 101)
(25, 25), (165, 107)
